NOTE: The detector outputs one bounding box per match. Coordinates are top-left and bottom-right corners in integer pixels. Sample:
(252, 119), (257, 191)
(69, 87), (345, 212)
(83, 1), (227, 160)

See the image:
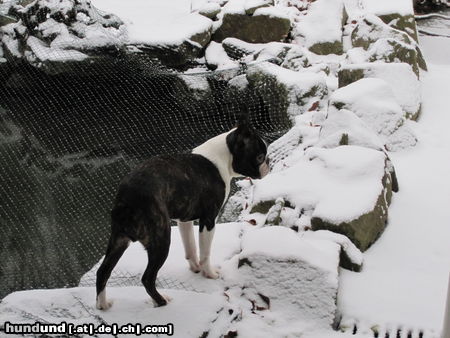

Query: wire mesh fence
(0, 51), (292, 299)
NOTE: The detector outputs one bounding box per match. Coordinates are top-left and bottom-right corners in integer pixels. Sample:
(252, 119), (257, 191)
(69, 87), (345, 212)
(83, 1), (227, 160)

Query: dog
(96, 116), (269, 310)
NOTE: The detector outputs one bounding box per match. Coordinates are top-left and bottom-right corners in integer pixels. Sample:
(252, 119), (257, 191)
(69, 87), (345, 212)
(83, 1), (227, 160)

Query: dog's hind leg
(178, 221), (200, 273)
(96, 233), (130, 310)
(142, 218), (171, 307)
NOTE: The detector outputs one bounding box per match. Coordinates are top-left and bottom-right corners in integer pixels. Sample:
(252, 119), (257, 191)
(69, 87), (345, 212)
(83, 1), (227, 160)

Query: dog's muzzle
(259, 158), (270, 178)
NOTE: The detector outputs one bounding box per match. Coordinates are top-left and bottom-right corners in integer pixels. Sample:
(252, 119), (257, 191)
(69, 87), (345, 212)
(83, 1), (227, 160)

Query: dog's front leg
(178, 221), (200, 272)
(199, 225), (219, 279)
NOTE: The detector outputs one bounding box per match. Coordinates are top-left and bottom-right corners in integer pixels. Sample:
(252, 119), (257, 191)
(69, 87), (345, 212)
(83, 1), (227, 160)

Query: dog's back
(112, 154), (226, 232)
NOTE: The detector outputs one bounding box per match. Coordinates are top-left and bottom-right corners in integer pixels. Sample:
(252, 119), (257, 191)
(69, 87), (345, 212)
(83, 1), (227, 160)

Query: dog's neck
(192, 130), (239, 188)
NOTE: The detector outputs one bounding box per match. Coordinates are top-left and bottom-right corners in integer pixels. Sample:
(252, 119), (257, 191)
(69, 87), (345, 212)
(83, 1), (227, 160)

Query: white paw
(188, 258), (201, 273)
(201, 267), (219, 279)
(96, 298), (113, 310)
(151, 294), (172, 307)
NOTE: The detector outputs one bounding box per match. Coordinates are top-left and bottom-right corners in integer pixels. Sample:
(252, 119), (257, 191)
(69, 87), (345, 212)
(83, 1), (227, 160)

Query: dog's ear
(235, 103), (252, 133)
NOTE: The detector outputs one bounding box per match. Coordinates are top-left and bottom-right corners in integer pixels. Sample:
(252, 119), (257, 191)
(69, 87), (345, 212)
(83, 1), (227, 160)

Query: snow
(0, 287), (225, 338)
(91, 0), (212, 46)
(362, 0), (414, 16)
(245, 0), (271, 12)
(252, 145), (387, 224)
(419, 36), (450, 65)
(317, 109), (385, 150)
(219, 0), (246, 15)
(340, 62), (421, 121)
(240, 226), (339, 274)
(50, 21), (127, 50)
(304, 230), (363, 268)
(253, 6), (290, 20)
(295, 0), (345, 47)
(330, 78), (404, 137)
(27, 36), (89, 62)
(205, 41), (237, 70)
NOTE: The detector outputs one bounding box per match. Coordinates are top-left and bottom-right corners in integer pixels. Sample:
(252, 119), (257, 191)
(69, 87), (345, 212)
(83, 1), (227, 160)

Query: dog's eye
(256, 154), (266, 164)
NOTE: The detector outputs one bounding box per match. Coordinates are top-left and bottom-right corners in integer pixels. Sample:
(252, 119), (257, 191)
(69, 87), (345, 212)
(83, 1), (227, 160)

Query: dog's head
(226, 116), (269, 180)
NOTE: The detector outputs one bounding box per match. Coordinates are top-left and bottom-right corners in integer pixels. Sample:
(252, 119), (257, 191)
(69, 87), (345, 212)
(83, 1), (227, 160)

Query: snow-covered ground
(337, 33), (450, 336)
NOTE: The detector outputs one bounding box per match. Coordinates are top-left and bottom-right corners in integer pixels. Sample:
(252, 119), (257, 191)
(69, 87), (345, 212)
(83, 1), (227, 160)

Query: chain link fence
(0, 53), (292, 299)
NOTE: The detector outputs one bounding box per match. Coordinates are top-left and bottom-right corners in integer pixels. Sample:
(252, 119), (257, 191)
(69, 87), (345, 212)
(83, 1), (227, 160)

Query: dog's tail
(111, 203), (145, 241)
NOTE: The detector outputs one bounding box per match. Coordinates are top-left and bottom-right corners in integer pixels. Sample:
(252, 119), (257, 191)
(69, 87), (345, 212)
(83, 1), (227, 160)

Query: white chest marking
(192, 130), (238, 202)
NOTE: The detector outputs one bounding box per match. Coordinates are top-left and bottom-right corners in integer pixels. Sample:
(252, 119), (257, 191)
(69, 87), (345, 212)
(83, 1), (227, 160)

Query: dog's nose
(259, 160), (270, 178)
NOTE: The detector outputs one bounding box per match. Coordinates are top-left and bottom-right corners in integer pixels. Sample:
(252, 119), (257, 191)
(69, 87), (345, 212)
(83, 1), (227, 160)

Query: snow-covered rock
(221, 37), (265, 60)
(254, 42), (295, 64)
(317, 109), (385, 151)
(249, 145), (394, 251)
(197, 2), (221, 20)
(351, 14), (412, 51)
(230, 226), (341, 328)
(220, 38), (313, 72)
(350, 14), (427, 75)
(245, 0), (273, 15)
(205, 41), (237, 70)
(362, 0), (419, 41)
(338, 62), (422, 120)
(128, 10), (213, 67)
(1, 0), (126, 65)
(247, 63), (328, 120)
(330, 77), (418, 151)
(366, 38), (423, 76)
(295, 0), (347, 55)
(212, 2), (291, 43)
(330, 78), (404, 139)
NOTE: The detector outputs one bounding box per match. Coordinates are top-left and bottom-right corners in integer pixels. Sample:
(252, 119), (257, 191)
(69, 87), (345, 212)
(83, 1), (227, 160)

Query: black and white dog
(96, 117), (269, 310)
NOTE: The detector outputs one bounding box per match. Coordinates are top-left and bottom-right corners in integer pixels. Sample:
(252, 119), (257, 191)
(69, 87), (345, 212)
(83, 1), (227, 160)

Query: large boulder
(350, 14), (427, 74)
(351, 15), (412, 50)
(317, 109), (386, 151)
(295, 0), (347, 55)
(338, 62), (421, 120)
(330, 77), (418, 150)
(249, 146), (394, 251)
(213, 7), (291, 43)
(361, 0), (419, 42)
(330, 78), (404, 139)
(367, 38), (422, 76)
(233, 226), (341, 328)
(130, 12), (213, 68)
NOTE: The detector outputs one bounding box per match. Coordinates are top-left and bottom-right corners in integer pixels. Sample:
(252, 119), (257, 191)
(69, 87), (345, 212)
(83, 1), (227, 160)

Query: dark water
(0, 54), (290, 298)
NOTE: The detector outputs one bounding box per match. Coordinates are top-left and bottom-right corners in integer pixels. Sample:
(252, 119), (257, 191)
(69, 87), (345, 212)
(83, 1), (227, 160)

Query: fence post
(443, 272), (450, 338)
